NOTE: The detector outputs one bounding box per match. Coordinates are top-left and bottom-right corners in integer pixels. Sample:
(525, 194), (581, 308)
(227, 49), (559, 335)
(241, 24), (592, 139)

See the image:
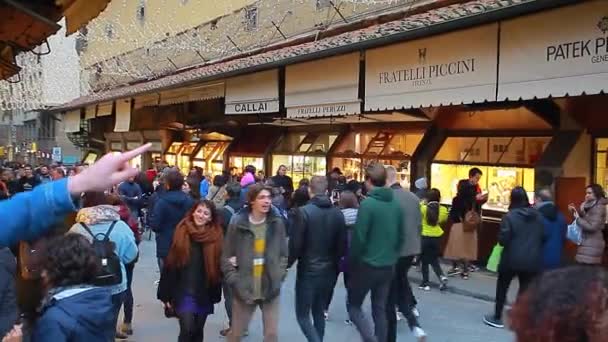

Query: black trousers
(494, 269), (537, 320)
(421, 237), (444, 284)
(178, 313), (208, 342)
(395, 256), (417, 313)
(387, 270), (421, 342)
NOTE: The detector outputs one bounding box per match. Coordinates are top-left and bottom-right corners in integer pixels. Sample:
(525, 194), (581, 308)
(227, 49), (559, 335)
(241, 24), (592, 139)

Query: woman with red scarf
(158, 200), (223, 342)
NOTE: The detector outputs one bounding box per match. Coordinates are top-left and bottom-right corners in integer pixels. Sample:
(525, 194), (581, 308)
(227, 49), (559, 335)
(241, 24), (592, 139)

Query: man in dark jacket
(534, 188), (566, 270)
(348, 163), (403, 342)
(0, 247), (17, 338)
(19, 165), (40, 192)
(271, 165), (294, 203)
(149, 171), (194, 272)
(118, 176), (143, 220)
(288, 176), (346, 342)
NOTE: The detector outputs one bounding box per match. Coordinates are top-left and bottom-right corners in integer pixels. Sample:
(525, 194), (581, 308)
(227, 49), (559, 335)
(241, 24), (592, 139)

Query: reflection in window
(435, 137), (550, 166)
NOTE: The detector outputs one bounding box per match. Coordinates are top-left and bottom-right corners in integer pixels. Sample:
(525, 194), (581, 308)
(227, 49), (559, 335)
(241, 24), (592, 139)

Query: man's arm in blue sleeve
(0, 178), (77, 247)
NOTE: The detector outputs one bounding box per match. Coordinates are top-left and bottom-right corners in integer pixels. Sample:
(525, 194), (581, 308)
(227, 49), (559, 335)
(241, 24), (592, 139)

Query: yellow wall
(81, 0), (414, 89)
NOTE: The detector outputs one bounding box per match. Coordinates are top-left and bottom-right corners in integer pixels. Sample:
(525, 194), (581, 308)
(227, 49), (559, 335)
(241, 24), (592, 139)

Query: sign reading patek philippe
(365, 24), (498, 110)
(498, 1), (608, 100)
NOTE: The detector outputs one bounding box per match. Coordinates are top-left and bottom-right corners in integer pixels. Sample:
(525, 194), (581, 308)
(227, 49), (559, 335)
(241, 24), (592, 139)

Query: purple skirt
(176, 295), (214, 316)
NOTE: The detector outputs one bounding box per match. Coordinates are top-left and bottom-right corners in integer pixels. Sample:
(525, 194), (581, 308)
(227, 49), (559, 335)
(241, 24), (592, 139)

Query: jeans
(178, 313), (207, 342)
(323, 269), (340, 312)
(157, 257), (165, 273)
(387, 271), (420, 342)
(295, 273), (335, 342)
(494, 269), (537, 320)
(111, 291), (126, 337)
(421, 237), (444, 284)
(395, 256), (417, 314)
(122, 262), (135, 324)
(229, 296), (279, 342)
(347, 262), (393, 342)
(222, 281), (233, 326)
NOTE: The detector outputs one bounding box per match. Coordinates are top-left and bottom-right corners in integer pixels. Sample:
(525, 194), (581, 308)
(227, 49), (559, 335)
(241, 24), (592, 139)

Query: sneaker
(413, 327), (427, 341)
(418, 283), (431, 291)
(324, 311), (329, 321)
(119, 323), (133, 336)
(469, 265), (479, 273)
(483, 314), (505, 329)
(219, 328), (231, 337)
(447, 268), (461, 277)
(154, 279), (160, 286)
(344, 319), (353, 325)
(412, 307), (420, 318)
(396, 311), (403, 321)
(115, 331), (128, 340)
(461, 273), (470, 280)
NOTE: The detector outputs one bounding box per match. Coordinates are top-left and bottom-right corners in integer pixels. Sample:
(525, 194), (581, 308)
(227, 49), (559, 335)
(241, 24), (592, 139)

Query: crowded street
(126, 238), (512, 342)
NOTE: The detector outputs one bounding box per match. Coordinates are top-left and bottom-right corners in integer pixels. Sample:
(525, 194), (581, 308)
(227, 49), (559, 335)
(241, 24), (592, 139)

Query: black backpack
(81, 222), (123, 287)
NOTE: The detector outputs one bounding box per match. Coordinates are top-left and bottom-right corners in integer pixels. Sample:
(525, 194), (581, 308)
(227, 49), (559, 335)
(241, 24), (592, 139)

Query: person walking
(385, 166), (426, 342)
(118, 176), (143, 221)
(32, 234), (115, 341)
(445, 167), (488, 279)
(19, 165), (40, 192)
(348, 163), (403, 342)
(271, 165), (294, 203)
(419, 188), (449, 291)
(337, 191), (358, 325)
(150, 171), (195, 273)
(0, 247), (17, 339)
(288, 176), (346, 342)
(207, 175), (228, 208)
(414, 177), (428, 201)
(569, 184), (607, 265)
(533, 188), (566, 270)
(239, 165), (257, 203)
(221, 184), (288, 342)
(37, 165), (53, 184)
(219, 182), (244, 338)
(158, 200), (223, 342)
(484, 187), (544, 329)
(69, 192), (138, 339)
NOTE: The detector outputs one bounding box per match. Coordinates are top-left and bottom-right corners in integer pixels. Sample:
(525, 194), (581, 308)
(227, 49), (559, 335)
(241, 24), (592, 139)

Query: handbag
(567, 219), (583, 245)
(486, 244), (503, 272)
(463, 209), (481, 232)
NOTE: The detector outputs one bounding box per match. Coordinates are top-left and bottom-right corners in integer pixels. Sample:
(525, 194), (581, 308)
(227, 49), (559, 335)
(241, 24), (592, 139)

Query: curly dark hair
(42, 234), (100, 288)
(510, 266), (608, 342)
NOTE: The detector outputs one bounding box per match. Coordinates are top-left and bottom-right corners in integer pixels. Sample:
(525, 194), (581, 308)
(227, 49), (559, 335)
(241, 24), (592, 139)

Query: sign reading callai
(378, 57), (476, 87)
(232, 102), (270, 113)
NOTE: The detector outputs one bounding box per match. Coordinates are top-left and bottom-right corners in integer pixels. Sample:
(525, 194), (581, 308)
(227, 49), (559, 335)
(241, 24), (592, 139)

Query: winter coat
(288, 195), (346, 276)
(239, 173), (256, 204)
(207, 185), (227, 208)
(19, 176), (40, 192)
(498, 207), (545, 273)
(221, 198), (242, 235)
(350, 187), (404, 267)
(118, 181), (142, 213)
(199, 178), (210, 198)
(391, 184), (422, 257)
(149, 190), (195, 259)
(536, 202), (566, 270)
(449, 179), (485, 223)
(69, 205), (138, 295)
(0, 248), (17, 338)
(575, 199), (607, 265)
(157, 242), (222, 308)
(271, 174), (294, 200)
(0, 178), (78, 247)
(221, 209), (288, 304)
(33, 287), (114, 342)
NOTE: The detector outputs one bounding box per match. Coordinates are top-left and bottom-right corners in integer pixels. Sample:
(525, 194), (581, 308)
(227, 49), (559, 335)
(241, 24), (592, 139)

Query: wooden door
(555, 177), (586, 262)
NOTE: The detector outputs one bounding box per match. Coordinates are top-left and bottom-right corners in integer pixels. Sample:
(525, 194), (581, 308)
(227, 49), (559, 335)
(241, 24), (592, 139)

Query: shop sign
(365, 24), (498, 110)
(287, 102), (360, 118)
(498, 1), (608, 100)
(226, 100), (279, 115)
(52, 147), (62, 162)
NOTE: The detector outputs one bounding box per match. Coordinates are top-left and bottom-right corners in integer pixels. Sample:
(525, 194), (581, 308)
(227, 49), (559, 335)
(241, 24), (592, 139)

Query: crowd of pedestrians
(2, 144), (608, 342)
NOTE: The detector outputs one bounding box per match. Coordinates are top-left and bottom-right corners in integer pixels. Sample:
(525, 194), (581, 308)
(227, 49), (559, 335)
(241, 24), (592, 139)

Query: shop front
(330, 128), (424, 187)
(227, 126), (281, 176)
(192, 132), (233, 176)
(271, 129), (342, 186)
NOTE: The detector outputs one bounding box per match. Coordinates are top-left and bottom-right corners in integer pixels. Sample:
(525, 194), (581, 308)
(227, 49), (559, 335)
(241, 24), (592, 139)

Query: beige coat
(576, 200), (607, 265)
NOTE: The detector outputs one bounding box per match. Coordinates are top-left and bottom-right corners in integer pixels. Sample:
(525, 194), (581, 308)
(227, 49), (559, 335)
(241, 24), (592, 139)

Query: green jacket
(350, 187), (404, 267)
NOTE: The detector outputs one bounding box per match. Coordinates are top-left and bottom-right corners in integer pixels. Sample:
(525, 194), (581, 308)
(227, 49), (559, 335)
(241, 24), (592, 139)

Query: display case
(271, 131), (339, 186)
(330, 130), (423, 187)
(431, 136), (550, 212)
(595, 138), (608, 190)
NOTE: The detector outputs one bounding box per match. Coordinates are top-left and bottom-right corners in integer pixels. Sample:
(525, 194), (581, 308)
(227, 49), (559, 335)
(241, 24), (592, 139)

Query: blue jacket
(33, 287), (114, 342)
(118, 181), (142, 212)
(69, 219), (138, 295)
(537, 202), (567, 270)
(199, 178), (210, 198)
(149, 190), (194, 258)
(0, 178), (77, 248)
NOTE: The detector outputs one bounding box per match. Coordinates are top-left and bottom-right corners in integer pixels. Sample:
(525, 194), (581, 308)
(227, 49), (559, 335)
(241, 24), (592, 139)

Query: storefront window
(229, 156), (264, 175)
(275, 133), (307, 153)
(271, 155), (327, 186)
(595, 138), (608, 189)
(435, 137), (550, 165)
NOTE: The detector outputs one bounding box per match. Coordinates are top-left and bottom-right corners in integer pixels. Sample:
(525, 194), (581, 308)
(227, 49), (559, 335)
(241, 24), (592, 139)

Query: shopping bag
(567, 219), (583, 245)
(486, 244), (503, 273)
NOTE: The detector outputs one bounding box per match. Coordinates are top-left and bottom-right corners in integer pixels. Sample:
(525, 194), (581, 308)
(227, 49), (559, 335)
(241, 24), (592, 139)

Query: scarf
(168, 217), (223, 285)
(76, 205), (121, 226)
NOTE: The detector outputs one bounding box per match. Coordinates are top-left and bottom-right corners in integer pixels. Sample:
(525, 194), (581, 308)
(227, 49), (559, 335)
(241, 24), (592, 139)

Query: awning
(64, 109), (81, 133)
(285, 53), (361, 119)
(84, 105), (96, 119)
(134, 93), (160, 109)
(365, 23), (498, 110)
(225, 70), (279, 115)
(498, 1), (608, 101)
(97, 101), (113, 116)
(159, 82), (224, 106)
(56, 0), (112, 35)
(114, 98), (131, 132)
